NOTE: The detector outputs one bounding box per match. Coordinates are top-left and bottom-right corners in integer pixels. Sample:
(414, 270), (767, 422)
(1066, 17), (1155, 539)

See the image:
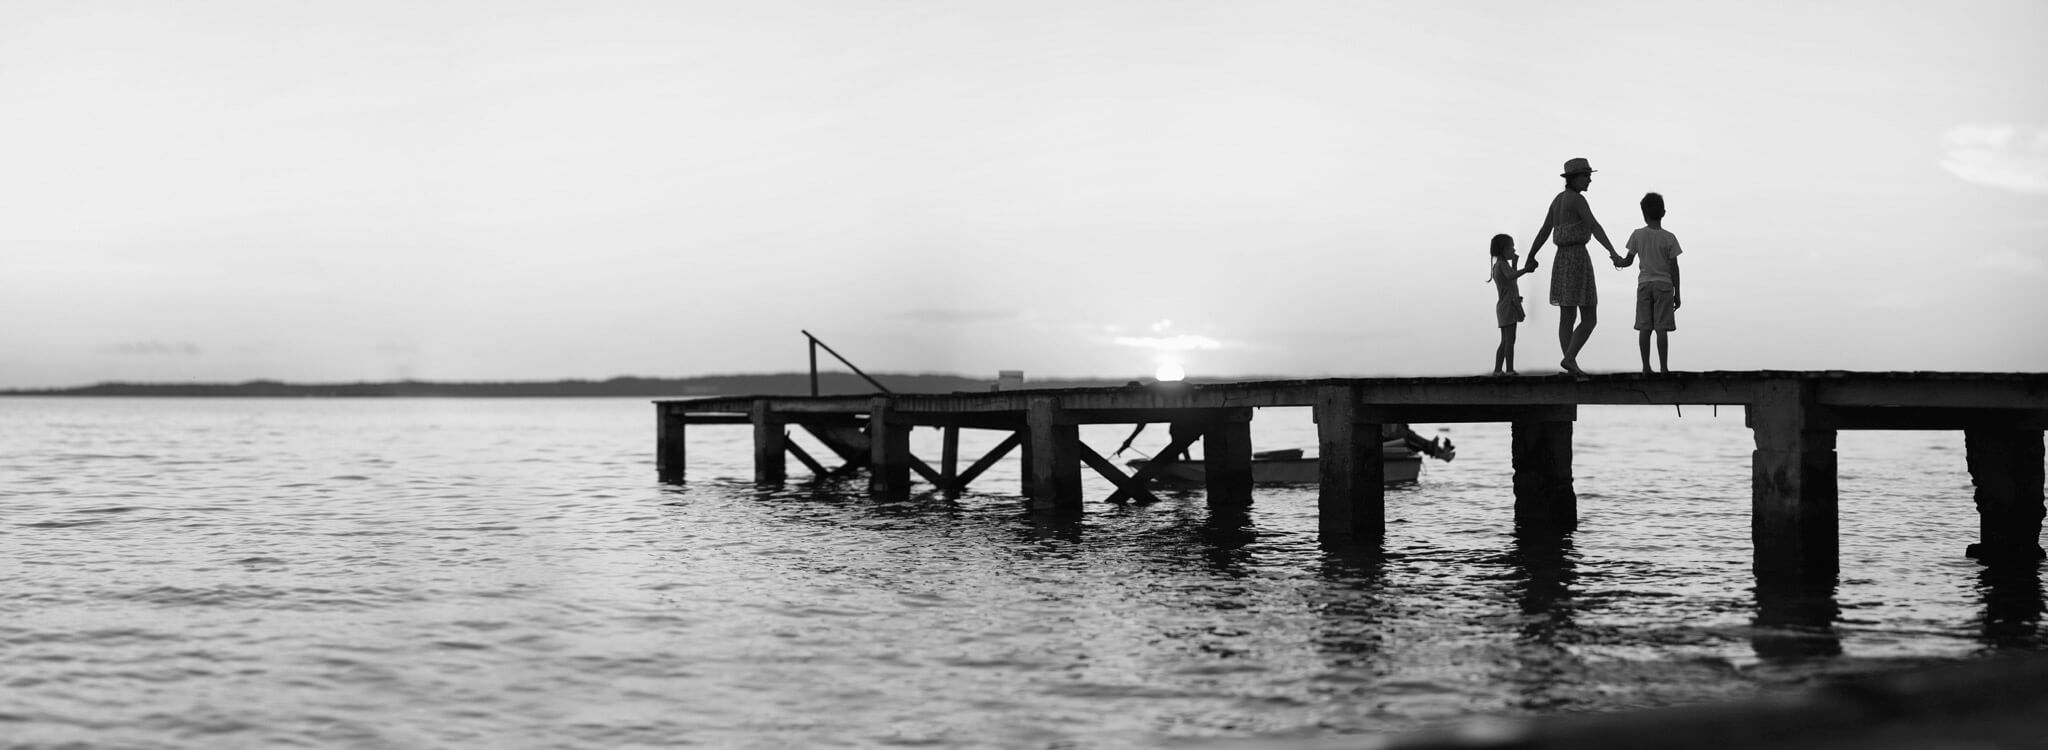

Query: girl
(1491, 233), (1538, 376)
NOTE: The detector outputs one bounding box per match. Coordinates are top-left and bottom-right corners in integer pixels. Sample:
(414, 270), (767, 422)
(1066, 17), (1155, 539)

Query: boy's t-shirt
(1625, 227), (1682, 287)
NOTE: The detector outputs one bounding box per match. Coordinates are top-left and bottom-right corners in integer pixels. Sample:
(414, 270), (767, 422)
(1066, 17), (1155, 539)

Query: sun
(1154, 361), (1186, 382)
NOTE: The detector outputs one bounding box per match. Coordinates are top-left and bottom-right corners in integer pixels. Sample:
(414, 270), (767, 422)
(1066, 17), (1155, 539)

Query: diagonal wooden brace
(1077, 440), (1159, 505)
(785, 435), (828, 477)
(1104, 429), (1203, 504)
(955, 432), (1023, 491)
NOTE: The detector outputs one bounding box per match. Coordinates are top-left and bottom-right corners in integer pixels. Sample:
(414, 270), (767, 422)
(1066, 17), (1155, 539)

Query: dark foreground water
(2, 398), (2041, 749)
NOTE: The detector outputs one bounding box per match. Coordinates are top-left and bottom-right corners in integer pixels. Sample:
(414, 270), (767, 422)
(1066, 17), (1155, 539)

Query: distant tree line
(0, 372), (1146, 398)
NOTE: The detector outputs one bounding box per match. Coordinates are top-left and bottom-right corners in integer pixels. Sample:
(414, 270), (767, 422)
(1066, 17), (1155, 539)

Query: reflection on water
(1495, 528), (1581, 711)
(4, 399), (2043, 748)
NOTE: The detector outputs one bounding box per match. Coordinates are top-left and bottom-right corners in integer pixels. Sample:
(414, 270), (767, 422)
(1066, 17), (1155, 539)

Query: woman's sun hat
(1561, 157), (1596, 177)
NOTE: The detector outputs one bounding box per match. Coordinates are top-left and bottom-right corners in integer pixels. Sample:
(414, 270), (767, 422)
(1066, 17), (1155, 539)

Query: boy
(1613, 193), (1682, 373)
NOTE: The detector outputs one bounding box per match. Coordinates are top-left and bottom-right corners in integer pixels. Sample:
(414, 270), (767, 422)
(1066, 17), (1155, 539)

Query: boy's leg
(1633, 285), (1655, 373)
(1653, 283), (1675, 372)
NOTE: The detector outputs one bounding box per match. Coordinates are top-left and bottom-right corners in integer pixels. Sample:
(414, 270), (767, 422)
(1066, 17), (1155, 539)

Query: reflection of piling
(654, 371), (2048, 583)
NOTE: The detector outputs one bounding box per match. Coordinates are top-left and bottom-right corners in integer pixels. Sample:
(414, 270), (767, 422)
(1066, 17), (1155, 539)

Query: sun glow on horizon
(1154, 362), (1185, 382)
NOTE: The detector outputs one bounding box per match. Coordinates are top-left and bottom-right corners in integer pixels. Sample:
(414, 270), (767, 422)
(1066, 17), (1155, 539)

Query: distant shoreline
(0, 372), (1145, 398)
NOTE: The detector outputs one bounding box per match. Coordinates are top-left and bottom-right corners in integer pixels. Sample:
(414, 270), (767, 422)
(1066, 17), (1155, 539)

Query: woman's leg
(1556, 307), (1577, 359)
(1567, 305), (1598, 360)
(1558, 305), (1595, 374)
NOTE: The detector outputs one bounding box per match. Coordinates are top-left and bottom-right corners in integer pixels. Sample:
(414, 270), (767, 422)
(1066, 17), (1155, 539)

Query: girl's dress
(1491, 262), (1525, 327)
(1548, 190), (1597, 307)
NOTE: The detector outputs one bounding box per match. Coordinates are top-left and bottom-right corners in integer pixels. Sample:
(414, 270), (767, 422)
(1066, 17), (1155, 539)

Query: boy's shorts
(1634, 282), (1676, 332)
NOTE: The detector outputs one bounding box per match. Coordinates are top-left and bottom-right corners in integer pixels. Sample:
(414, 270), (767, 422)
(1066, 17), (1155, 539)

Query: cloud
(106, 340), (202, 356)
(1976, 248), (2047, 276)
(897, 308), (1022, 324)
(1111, 334), (1224, 352)
(1939, 123), (2048, 194)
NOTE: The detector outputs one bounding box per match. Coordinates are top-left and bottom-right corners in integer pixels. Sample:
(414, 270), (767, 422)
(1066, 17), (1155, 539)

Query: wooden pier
(655, 371), (2047, 586)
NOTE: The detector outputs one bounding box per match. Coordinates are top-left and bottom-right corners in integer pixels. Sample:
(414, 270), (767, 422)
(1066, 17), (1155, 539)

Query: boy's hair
(1489, 233), (1514, 258)
(1640, 192), (1666, 222)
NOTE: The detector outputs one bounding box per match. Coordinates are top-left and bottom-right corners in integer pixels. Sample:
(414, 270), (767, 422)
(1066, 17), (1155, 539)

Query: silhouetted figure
(1614, 192), (1683, 373)
(1382, 423), (1456, 461)
(1523, 158), (1621, 376)
(1490, 233), (1539, 376)
(1113, 421), (1199, 461)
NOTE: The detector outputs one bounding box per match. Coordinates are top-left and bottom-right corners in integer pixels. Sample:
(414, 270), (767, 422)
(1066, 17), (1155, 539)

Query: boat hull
(1128, 446), (1423, 486)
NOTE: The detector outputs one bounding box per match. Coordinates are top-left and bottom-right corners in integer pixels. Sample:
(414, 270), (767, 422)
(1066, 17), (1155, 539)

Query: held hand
(1673, 295), (1681, 309)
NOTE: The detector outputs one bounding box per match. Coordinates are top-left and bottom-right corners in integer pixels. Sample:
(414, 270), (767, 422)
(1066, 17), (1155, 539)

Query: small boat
(1127, 441), (1427, 486)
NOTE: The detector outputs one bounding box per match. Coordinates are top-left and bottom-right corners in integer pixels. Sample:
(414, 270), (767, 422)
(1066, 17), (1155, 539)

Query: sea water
(2, 397), (2041, 749)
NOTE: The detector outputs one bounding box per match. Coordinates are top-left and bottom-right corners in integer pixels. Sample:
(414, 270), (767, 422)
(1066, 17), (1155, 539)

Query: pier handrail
(802, 330), (894, 397)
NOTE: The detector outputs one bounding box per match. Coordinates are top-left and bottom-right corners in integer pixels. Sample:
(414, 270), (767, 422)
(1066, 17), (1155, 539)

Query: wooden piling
(1964, 428), (2047, 562)
(751, 400), (786, 484)
(1316, 386), (1384, 538)
(1511, 420), (1577, 528)
(1025, 397), (1081, 511)
(1750, 379), (1839, 586)
(868, 397), (911, 497)
(657, 404), (687, 483)
(1205, 419), (1255, 506)
(940, 425), (961, 496)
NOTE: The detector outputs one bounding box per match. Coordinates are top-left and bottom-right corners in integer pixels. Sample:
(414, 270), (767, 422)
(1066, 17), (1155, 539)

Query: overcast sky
(2, 0), (2044, 388)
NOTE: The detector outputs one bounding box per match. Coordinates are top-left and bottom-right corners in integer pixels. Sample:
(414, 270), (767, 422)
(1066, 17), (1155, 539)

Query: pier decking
(655, 371), (2047, 586)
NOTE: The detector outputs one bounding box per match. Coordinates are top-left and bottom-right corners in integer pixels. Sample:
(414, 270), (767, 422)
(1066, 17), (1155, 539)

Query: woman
(1523, 157), (1622, 376)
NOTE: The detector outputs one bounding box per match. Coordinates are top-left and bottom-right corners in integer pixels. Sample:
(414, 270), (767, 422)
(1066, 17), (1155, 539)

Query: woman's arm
(1576, 193), (1619, 259)
(1523, 194), (1559, 272)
